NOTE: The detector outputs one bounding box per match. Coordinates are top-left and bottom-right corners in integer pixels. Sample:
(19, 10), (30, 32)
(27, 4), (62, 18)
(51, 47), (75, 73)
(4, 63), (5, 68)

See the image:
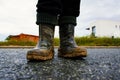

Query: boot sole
(58, 53), (87, 58)
(27, 51), (54, 61)
(58, 51), (87, 58)
(58, 48), (87, 58)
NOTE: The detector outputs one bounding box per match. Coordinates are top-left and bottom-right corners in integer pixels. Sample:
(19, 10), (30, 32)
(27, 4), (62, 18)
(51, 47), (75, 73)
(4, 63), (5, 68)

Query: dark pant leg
(61, 0), (81, 17)
(36, 0), (62, 25)
(58, 0), (81, 25)
(36, 0), (62, 15)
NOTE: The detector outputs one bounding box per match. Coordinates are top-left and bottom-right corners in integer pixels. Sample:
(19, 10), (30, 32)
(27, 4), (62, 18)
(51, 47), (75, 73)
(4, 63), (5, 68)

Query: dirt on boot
(58, 47), (87, 58)
(27, 48), (54, 61)
(59, 24), (87, 58)
(26, 24), (55, 61)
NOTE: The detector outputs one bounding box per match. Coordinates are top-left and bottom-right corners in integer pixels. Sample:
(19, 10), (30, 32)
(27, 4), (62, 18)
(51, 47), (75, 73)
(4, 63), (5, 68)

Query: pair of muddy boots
(27, 24), (87, 61)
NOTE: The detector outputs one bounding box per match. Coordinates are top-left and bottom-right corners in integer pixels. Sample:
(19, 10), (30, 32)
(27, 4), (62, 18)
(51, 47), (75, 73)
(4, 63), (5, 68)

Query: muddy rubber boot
(58, 24), (87, 58)
(26, 24), (55, 61)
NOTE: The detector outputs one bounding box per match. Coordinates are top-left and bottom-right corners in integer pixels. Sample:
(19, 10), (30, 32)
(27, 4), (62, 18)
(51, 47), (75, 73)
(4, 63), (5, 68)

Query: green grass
(75, 37), (120, 46)
(0, 37), (120, 46)
(0, 40), (36, 46)
(54, 38), (60, 46)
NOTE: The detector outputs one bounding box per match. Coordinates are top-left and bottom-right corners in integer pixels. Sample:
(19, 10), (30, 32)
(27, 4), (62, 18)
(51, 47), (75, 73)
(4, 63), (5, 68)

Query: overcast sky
(0, 0), (120, 41)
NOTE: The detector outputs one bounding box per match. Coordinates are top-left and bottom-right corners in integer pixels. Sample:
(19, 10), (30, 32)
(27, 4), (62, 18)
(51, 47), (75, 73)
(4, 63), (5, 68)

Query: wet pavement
(0, 48), (120, 80)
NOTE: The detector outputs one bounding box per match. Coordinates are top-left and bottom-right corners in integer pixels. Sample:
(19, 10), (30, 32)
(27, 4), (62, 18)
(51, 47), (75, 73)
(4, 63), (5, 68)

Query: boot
(26, 24), (55, 61)
(58, 24), (87, 58)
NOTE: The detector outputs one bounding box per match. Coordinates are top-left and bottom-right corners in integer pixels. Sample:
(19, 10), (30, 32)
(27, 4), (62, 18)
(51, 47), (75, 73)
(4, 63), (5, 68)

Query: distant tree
(5, 36), (11, 40)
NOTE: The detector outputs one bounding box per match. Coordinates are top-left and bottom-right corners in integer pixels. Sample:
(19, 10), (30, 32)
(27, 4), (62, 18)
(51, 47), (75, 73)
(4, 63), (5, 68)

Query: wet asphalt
(0, 48), (120, 80)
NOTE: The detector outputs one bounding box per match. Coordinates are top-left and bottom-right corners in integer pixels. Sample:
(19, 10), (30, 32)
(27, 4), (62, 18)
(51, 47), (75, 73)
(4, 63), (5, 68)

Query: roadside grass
(0, 40), (36, 46)
(75, 37), (120, 46)
(0, 37), (120, 46)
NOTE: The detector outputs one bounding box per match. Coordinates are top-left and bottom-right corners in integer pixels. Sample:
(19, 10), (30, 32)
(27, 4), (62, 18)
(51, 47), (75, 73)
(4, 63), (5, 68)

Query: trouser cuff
(36, 13), (58, 25)
(58, 16), (76, 25)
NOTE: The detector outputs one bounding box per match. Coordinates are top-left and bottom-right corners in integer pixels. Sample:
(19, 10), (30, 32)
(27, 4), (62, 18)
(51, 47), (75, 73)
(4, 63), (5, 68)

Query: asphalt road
(0, 48), (120, 80)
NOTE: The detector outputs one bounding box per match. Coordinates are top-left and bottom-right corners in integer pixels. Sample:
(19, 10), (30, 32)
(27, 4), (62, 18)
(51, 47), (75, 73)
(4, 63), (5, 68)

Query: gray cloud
(80, 0), (120, 21)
